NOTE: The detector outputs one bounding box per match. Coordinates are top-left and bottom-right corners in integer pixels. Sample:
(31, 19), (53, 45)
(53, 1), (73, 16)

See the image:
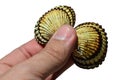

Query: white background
(0, 0), (119, 80)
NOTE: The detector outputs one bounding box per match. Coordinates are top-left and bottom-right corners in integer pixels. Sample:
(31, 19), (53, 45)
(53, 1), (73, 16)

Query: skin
(0, 25), (77, 80)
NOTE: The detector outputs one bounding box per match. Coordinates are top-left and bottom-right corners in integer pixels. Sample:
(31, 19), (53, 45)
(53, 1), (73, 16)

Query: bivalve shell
(34, 5), (76, 45)
(72, 22), (108, 69)
(34, 5), (108, 69)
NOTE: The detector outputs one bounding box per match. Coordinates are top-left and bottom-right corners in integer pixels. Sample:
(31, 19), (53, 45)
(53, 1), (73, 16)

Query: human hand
(0, 25), (77, 80)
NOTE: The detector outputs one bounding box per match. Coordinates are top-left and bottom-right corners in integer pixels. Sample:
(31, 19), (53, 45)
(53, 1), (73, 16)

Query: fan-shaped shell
(72, 22), (108, 69)
(34, 5), (108, 69)
(34, 5), (75, 45)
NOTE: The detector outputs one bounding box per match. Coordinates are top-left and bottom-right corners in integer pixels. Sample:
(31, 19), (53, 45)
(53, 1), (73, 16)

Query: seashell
(34, 5), (76, 45)
(72, 22), (108, 69)
(34, 5), (108, 69)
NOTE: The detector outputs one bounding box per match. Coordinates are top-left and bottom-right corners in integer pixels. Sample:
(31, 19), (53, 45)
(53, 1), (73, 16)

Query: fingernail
(52, 25), (75, 41)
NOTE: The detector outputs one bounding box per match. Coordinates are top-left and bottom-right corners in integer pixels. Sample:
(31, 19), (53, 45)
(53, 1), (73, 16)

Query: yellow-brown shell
(54, 5), (76, 26)
(34, 5), (75, 45)
(34, 5), (108, 69)
(72, 22), (108, 69)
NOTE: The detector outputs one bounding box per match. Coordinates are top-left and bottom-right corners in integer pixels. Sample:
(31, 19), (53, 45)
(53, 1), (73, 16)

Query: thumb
(6, 25), (77, 80)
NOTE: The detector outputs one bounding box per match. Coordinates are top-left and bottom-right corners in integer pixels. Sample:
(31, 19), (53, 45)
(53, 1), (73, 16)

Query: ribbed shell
(34, 5), (75, 45)
(34, 5), (108, 69)
(54, 5), (76, 26)
(72, 22), (108, 69)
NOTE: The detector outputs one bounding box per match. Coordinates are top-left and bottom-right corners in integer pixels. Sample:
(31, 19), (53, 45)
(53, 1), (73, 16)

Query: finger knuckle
(44, 46), (65, 63)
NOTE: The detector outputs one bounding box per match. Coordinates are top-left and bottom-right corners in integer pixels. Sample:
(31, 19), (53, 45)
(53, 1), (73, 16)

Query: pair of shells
(34, 5), (108, 69)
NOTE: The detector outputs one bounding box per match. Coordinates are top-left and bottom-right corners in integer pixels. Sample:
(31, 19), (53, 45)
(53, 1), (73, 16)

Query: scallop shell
(34, 5), (75, 45)
(72, 22), (108, 69)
